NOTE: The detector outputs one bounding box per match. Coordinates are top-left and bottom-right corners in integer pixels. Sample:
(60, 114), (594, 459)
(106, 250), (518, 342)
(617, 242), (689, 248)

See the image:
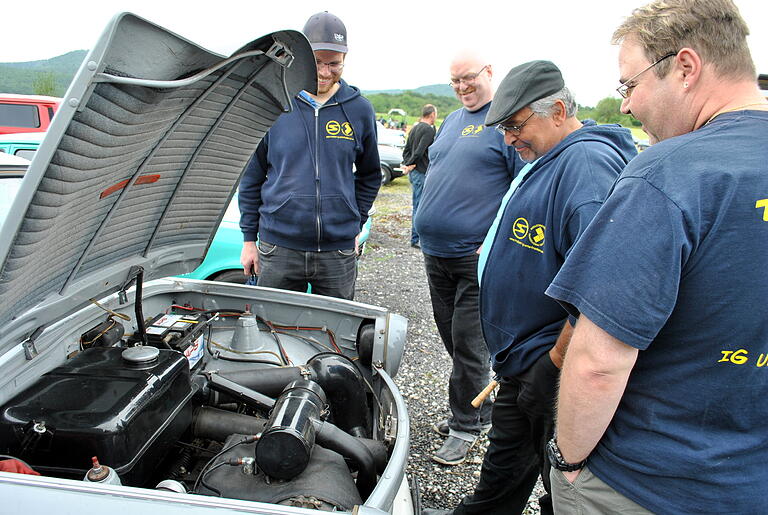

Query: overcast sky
(3, 0), (766, 106)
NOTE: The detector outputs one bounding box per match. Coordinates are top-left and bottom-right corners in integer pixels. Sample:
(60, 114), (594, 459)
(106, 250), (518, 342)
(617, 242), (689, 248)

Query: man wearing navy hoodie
(425, 62), (636, 515)
(239, 12), (380, 300)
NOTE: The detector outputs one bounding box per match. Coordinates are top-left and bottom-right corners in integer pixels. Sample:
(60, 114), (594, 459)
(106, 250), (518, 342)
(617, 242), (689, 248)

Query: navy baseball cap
(302, 12), (348, 53)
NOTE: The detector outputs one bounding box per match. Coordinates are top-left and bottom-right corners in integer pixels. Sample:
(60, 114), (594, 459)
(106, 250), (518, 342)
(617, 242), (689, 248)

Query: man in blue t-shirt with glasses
(547, 1), (768, 513)
(414, 50), (521, 467)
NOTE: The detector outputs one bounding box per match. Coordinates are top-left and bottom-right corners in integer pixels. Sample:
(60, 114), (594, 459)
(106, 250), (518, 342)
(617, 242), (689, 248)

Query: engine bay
(0, 278), (405, 512)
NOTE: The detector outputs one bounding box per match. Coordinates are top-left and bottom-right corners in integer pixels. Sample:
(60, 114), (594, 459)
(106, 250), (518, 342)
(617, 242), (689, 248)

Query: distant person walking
(401, 104), (437, 248)
(414, 50), (521, 466)
(238, 11), (380, 300)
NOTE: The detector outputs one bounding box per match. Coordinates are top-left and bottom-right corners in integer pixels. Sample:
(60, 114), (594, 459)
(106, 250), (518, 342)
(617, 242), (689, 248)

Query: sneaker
(432, 419), (449, 437)
(433, 419), (492, 438)
(431, 435), (475, 466)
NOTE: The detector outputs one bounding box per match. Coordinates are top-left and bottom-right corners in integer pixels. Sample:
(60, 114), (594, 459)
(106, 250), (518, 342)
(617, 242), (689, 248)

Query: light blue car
(180, 198), (373, 284)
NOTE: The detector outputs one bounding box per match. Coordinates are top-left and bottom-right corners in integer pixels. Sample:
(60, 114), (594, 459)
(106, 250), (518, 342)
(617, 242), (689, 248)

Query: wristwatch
(546, 438), (587, 472)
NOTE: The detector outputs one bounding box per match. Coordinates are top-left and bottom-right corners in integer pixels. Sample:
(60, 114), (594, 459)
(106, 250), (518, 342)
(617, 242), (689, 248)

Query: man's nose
(504, 131), (518, 146)
(620, 96), (631, 115)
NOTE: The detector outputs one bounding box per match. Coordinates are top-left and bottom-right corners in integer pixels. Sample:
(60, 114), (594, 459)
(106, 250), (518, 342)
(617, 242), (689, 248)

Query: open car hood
(0, 13), (316, 352)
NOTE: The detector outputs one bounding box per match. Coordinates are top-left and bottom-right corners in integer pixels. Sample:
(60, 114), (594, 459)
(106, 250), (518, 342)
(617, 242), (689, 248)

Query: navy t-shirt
(414, 102), (520, 257)
(547, 110), (768, 514)
(481, 121), (636, 378)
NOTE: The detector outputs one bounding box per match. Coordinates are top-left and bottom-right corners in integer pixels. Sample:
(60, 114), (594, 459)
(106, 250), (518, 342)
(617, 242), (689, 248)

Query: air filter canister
(255, 380), (327, 479)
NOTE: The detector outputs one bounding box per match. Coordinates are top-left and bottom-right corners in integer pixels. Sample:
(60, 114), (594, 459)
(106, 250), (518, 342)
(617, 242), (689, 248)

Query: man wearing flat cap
(426, 61), (636, 515)
(239, 12), (379, 299)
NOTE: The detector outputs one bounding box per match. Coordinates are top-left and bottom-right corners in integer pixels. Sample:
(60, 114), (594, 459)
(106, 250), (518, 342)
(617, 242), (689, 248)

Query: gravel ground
(354, 178), (544, 514)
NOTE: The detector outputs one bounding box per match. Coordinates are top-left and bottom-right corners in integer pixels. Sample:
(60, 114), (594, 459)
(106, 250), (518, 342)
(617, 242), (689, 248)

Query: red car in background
(0, 94), (61, 135)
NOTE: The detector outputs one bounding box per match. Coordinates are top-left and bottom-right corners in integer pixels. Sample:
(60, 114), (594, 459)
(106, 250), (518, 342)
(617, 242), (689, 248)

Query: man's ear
(553, 99), (567, 125)
(674, 48), (702, 89)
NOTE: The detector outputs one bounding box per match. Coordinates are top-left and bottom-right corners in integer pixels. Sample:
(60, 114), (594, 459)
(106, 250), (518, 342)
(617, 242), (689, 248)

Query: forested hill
(1, 51), (641, 128)
(0, 51), (87, 96)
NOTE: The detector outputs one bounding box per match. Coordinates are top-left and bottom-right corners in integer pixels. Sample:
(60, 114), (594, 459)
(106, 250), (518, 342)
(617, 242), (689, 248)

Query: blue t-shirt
(546, 110), (768, 514)
(413, 102), (521, 257)
(481, 121), (636, 378)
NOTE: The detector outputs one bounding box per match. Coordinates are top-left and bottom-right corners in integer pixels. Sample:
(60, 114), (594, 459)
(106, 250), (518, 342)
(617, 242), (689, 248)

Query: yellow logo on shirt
(757, 199), (768, 221)
(326, 120), (354, 141)
(461, 124), (484, 137)
(509, 217), (545, 254)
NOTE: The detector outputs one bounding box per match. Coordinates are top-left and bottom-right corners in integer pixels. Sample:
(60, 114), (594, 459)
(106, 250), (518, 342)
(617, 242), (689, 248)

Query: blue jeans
(256, 241), (357, 300)
(409, 170), (426, 245)
(423, 252), (492, 433)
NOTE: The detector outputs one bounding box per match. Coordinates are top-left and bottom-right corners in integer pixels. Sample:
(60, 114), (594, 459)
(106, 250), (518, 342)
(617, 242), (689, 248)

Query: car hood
(0, 13), (316, 352)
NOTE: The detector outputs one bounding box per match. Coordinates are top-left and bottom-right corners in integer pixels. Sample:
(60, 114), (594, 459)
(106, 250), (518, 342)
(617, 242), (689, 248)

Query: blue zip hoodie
(239, 79), (380, 251)
(479, 121), (637, 378)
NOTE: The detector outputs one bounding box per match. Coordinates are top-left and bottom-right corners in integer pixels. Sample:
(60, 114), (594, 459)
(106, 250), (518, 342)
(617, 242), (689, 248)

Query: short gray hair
(530, 87), (578, 119)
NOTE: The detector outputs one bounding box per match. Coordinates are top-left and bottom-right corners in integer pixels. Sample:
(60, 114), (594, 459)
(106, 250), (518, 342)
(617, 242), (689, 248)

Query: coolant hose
(306, 353), (369, 438)
(312, 418), (377, 501)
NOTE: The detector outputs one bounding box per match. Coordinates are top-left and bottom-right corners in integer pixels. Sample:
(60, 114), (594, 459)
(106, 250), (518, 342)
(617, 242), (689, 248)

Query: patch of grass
(630, 127), (648, 140)
(371, 253), (396, 262)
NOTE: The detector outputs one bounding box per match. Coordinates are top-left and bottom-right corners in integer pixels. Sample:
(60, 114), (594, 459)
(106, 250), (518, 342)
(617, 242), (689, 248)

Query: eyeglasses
(495, 111), (536, 136)
(316, 61), (344, 73)
(449, 65), (488, 88)
(616, 52), (677, 99)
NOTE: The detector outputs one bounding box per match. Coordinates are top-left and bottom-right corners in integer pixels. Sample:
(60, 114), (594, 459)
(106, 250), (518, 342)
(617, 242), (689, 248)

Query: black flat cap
(485, 60), (564, 126)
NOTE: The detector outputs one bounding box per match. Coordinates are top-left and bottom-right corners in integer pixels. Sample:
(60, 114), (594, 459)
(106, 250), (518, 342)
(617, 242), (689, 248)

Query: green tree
(32, 71), (57, 96)
(593, 97), (641, 127)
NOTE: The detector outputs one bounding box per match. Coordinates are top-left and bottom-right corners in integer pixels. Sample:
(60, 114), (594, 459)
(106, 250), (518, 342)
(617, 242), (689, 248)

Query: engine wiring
(89, 298), (131, 321)
(192, 435), (258, 495)
(206, 339), (285, 366)
(166, 304), (347, 365)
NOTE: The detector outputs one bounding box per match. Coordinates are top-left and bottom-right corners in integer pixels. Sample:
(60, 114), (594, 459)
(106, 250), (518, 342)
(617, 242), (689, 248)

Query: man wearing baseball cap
(425, 61), (636, 515)
(239, 12), (380, 299)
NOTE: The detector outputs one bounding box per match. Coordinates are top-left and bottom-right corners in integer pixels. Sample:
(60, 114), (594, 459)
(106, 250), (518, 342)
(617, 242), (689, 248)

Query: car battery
(145, 312), (208, 370)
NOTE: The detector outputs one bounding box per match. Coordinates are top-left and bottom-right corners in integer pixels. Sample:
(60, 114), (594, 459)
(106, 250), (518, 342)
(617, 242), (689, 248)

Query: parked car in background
(0, 131), (44, 160)
(377, 121), (406, 148)
(376, 122), (405, 185)
(0, 153), (29, 228)
(0, 94), (60, 135)
(0, 13), (413, 515)
(379, 143), (404, 185)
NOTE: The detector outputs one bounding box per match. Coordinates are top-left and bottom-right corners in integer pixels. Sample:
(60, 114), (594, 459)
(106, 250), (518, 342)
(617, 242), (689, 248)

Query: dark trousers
(256, 241), (357, 300)
(423, 253), (492, 433)
(454, 352), (559, 515)
(409, 170), (426, 245)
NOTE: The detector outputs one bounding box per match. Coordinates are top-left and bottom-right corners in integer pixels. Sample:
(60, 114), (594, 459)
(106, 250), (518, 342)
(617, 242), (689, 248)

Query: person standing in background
(401, 104), (437, 248)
